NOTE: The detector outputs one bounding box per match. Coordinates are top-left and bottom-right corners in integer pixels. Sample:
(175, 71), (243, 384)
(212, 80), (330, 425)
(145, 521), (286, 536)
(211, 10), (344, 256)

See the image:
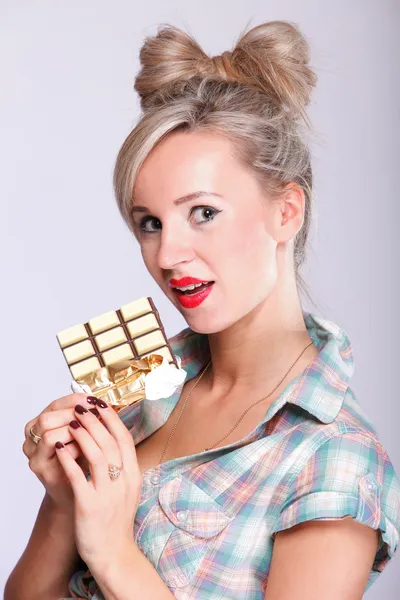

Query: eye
(138, 215), (162, 234)
(137, 205), (221, 234)
(190, 206), (221, 225)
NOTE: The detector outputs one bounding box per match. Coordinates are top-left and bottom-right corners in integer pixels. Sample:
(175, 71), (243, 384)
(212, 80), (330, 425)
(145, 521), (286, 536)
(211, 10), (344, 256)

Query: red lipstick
(169, 277), (209, 288)
(169, 277), (215, 309)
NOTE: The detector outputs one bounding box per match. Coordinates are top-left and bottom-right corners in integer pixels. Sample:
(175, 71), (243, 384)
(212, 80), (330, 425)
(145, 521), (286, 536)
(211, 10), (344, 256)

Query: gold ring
(29, 425), (42, 445)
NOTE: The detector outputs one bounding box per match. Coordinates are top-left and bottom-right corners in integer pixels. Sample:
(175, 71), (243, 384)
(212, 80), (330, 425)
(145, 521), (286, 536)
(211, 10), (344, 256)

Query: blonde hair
(113, 21), (318, 302)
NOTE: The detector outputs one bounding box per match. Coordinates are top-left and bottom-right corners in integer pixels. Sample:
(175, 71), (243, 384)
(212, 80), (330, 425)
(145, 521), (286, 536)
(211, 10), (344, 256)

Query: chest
(134, 452), (276, 595)
(135, 380), (283, 475)
(135, 345), (320, 475)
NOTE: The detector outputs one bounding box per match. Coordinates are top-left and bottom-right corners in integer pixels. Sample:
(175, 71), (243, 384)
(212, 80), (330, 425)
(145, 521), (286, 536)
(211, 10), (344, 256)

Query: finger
(26, 408), (76, 438)
(23, 425), (73, 461)
(23, 436), (81, 461)
(29, 422), (79, 458)
(54, 441), (91, 499)
(68, 416), (115, 490)
(83, 397), (138, 475)
(47, 392), (90, 412)
(24, 406), (103, 456)
(26, 439), (85, 482)
(24, 417), (40, 440)
(24, 393), (89, 439)
(73, 404), (121, 463)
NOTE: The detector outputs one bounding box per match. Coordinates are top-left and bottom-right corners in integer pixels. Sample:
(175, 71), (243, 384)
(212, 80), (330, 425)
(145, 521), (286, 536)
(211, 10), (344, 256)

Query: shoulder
(272, 423), (400, 582)
(266, 512), (380, 599)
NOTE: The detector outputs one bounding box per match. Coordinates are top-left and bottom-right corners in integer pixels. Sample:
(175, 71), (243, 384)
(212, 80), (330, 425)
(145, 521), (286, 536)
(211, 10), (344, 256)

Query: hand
(54, 396), (143, 569)
(23, 393), (103, 513)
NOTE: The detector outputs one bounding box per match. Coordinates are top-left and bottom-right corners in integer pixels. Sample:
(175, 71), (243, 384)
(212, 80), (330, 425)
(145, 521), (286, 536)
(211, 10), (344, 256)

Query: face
(131, 130), (297, 334)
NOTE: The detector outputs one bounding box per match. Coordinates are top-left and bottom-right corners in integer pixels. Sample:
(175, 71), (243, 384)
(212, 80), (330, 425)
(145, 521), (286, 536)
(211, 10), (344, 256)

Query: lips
(169, 276), (210, 289)
(169, 281), (214, 309)
(168, 276), (215, 309)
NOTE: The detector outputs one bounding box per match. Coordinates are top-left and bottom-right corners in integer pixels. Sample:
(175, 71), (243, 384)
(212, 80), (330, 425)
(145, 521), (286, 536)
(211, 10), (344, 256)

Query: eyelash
(137, 206), (221, 234)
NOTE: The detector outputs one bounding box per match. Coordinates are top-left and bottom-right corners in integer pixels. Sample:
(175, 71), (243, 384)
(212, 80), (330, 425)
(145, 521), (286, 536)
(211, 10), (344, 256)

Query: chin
(183, 293), (270, 334)
(182, 311), (240, 335)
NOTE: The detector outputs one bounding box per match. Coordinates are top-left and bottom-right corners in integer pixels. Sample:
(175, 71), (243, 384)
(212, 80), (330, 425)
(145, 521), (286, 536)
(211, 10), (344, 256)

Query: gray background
(1, 0), (399, 597)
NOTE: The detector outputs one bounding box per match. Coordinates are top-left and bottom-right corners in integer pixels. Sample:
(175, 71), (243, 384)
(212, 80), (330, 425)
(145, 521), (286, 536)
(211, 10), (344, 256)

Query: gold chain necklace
(159, 340), (314, 464)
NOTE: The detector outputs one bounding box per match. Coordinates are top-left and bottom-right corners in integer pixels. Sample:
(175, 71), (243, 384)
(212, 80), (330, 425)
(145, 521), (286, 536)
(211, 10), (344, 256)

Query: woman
(6, 20), (400, 600)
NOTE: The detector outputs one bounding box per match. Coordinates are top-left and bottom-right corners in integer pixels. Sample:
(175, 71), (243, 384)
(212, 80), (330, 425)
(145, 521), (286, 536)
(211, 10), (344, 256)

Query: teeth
(176, 282), (205, 292)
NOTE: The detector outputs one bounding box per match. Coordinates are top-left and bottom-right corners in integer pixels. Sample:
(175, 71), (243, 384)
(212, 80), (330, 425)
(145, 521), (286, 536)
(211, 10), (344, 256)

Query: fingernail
(75, 404), (88, 414)
(69, 420), (81, 429)
(86, 396), (98, 405)
(55, 441), (64, 449)
(89, 407), (101, 418)
(95, 398), (108, 409)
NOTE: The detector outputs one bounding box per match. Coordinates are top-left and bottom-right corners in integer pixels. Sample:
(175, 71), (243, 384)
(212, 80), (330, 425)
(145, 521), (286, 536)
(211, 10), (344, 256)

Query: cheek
(222, 220), (275, 277)
(140, 243), (160, 279)
(140, 244), (150, 268)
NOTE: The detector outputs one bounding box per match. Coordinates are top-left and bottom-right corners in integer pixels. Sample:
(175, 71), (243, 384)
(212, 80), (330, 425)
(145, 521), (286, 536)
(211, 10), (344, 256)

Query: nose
(156, 227), (195, 271)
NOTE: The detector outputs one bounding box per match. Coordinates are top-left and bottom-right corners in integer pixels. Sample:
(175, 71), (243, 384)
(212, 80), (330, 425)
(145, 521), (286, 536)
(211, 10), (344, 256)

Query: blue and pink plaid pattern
(68, 311), (400, 599)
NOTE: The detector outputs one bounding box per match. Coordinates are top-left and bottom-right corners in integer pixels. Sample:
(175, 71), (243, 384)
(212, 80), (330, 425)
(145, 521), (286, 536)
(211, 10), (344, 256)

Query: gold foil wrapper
(75, 353), (164, 413)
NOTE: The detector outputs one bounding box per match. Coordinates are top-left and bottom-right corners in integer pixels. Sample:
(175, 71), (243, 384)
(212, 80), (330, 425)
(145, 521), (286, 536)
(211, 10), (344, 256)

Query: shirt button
(366, 481), (375, 493)
(176, 510), (189, 522)
(150, 474), (161, 485)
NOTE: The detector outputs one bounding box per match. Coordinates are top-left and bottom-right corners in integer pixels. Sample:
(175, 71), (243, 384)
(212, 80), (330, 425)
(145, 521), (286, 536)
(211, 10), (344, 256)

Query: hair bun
(134, 21), (317, 120)
(134, 25), (209, 109)
(231, 21), (317, 119)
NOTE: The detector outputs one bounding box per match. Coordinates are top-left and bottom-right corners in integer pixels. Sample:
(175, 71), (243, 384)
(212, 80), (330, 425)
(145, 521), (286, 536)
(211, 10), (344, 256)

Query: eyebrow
(130, 191), (223, 214)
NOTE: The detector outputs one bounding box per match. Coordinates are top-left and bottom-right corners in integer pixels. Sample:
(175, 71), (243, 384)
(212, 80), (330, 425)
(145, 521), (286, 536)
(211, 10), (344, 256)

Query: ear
(271, 183), (306, 244)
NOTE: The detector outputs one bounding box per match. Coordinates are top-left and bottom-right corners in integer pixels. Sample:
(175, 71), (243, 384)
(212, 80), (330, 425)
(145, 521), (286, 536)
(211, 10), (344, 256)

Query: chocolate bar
(57, 297), (178, 380)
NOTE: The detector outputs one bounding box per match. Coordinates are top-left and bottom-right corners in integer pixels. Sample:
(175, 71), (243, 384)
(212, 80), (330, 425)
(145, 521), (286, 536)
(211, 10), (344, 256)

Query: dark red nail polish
(75, 404), (88, 414)
(55, 441), (64, 449)
(95, 398), (108, 409)
(86, 396), (98, 405)
(89, 407), (101, 418)
(69, 420), (81, 429)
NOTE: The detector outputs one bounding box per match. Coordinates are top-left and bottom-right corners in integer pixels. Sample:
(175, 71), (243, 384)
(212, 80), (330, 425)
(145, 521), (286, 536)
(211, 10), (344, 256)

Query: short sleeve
(272, 432), (400, 587)
(68, 568), (89, 598)
(68, 565), (102, 599)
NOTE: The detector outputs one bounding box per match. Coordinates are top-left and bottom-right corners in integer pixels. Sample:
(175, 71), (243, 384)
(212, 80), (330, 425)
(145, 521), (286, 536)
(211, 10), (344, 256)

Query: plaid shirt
(68, 311), (400, 599)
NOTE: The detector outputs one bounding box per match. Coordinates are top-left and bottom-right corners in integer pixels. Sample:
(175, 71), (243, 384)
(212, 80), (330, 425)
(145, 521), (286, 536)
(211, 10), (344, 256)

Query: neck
(204, 281), (316, 396)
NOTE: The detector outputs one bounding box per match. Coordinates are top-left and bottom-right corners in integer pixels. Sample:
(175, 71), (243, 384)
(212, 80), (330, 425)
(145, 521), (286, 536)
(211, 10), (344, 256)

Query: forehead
(132, 130), (251, 202)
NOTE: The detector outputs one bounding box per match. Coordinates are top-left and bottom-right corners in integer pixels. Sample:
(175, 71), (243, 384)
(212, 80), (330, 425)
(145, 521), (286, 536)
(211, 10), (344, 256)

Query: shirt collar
(168, 311), (354, 425)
